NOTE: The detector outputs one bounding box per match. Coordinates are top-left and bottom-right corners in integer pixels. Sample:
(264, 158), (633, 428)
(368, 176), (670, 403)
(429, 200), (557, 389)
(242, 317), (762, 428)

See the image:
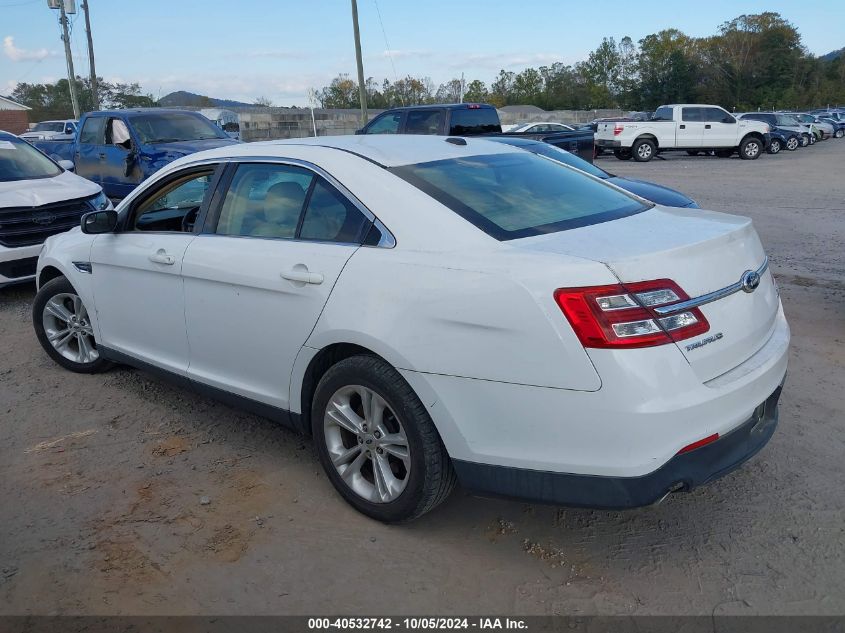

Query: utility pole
(81, 0), (98, 110)
(350, 0), (367, 125)
(58, 1), (80, 119)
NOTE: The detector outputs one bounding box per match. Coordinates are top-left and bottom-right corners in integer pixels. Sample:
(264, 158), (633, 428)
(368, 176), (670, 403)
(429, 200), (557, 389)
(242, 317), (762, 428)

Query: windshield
(32, 122), (66, 133)
(129, 113), (227, 144)
(0, 137), (63, 182)
(391, 152), (647, 241)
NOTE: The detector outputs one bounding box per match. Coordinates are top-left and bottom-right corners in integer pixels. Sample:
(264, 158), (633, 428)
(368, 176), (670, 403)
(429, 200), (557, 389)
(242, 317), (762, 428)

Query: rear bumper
(454, 382), (783, 509)
(595, 139), (621, 148)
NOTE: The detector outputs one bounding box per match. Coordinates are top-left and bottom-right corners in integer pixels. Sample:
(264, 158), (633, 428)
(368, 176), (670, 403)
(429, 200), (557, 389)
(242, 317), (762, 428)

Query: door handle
(281, 267), (324, 285)
(679, 124), (686, 129)
(98, 153), (106, 159)
(705, 124), (712, 129)
(149, 249), (176, 265)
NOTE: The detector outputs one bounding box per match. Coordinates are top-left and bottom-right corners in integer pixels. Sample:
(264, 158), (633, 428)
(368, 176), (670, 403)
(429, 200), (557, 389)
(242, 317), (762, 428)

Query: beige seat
(249, 181), (306, 238)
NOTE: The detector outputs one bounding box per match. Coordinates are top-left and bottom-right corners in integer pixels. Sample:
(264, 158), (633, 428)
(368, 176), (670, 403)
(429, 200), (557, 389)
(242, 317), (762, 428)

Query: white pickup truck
(596, 104), (770, 162)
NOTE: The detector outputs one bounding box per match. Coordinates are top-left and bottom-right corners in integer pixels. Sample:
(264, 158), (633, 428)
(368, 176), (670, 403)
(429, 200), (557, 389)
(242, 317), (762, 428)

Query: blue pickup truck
(32, 108), (239, 198)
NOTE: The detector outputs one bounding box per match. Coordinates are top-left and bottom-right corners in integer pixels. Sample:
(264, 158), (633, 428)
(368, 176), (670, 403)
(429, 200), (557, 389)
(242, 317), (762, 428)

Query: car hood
(607, 176), (696, 208)
(0, 170), (101, 208)
(147, 138), (240, 154)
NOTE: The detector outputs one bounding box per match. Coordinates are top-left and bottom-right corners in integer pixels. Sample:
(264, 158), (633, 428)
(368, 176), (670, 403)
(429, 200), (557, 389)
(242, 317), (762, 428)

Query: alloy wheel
(637, 143), (653, 159)
(744, 141), (760, 158)
(769, 140), (781, 154)
(786, 137), (799, 150)
(323, 385), (410, 503)
(41, 293), (99, 364)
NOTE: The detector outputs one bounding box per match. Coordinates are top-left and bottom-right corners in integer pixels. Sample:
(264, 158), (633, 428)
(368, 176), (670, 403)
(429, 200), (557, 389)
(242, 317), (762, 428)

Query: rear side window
(681, 108), (703, 122)
(300, 179), (370, 243)
(406, 110), (443, 134)
(449, 108), (501, 135)
(79, 117), (105, 144)
(392, 152), (648, 241)
(365, 113), (401, 134)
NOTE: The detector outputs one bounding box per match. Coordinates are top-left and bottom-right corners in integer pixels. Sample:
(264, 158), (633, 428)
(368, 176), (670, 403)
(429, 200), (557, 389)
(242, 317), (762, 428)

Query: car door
(89, 164), (222, 374)
(181, 160), (374, 410)
(701, 107), (738, 147)
(676, 107), (705, 147)
(74, 115), (105, 185)
(101, 117), (143, 199)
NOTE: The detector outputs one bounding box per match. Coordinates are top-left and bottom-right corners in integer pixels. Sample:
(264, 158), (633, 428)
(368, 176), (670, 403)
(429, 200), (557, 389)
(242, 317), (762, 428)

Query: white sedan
(507, 121), (575, 134)
(0, 131), (110, 288)
(32, 135), (789, 522)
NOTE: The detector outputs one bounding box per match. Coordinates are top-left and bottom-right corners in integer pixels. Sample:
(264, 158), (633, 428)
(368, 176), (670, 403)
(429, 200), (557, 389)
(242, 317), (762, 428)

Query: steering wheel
(181, 206), (200, 233)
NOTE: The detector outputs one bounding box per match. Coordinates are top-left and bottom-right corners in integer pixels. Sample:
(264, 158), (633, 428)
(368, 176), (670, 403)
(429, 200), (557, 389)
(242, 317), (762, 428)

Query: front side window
(392, 152), (648, 241)
(0, 136), (62, 182)
(129, 113), (227, 144)
(365, 113), (401, 134)
(131, 170), (215, 232)
(703, 108), (732, 123)
(406, 110), (443, 135)
(79, 117), (106, 144)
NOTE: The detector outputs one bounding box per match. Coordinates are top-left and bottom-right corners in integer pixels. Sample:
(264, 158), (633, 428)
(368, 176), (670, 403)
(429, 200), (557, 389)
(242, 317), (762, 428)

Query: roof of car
(265, 135), (520, 167)
(380, 103), (496, 112)
(85, 108), (203, 116)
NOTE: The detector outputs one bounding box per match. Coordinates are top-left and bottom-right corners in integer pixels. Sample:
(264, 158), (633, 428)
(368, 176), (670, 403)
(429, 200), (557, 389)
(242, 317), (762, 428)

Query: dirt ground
(1, 140), (843, 617)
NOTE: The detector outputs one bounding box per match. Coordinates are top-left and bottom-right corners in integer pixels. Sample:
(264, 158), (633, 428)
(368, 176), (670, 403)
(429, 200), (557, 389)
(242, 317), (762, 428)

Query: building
(0, 95), (31, 134)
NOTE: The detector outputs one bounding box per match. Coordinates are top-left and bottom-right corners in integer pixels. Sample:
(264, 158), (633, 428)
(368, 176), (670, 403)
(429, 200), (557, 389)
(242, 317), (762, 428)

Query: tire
(739, 137), (762, 160)
(801, 134), (810, 147)
(767, 138), (782, 154)
(32, 276), (113, 374)
(785, 136), (800, 151)
(835, 129), (844, 139)
(311, 355), (456, 523)
(613, 148), (632, 161)
(686, 150), (700, 156)
(632, 138), (656, 162)
(715, 149), (733, 158)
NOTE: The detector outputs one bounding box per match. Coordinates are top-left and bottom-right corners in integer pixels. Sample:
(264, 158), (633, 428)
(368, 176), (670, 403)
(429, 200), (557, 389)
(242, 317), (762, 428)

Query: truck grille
(0, 197), (92, 248)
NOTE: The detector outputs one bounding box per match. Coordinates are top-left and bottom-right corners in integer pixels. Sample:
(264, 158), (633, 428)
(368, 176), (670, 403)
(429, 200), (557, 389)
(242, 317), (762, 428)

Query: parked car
(596, 104), (770, 161)
(486, 137), (700, 207)
(507, 122), (575, 134)
(32, 135), (788, 522)
(357, 103), (596, 162)
(737, 112), (812, 148)
(789, 113), (834, 139)
(763, 128), (792, 154)
(818, 117), (845, 138)
(32, 109), (239, 199)
(0, 131), (110, 288)
(19, 119), (77, 141)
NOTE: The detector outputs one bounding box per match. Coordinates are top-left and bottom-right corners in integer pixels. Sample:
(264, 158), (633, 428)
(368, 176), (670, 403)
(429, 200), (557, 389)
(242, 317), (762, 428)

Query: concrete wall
(189, 106), (625, 142)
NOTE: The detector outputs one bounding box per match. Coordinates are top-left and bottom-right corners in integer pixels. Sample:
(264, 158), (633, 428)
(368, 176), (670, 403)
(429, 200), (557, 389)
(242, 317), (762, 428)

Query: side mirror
(354, 129), (364, 135)
(58, 159), (75, 172)
(81, 210), (118, 234)
(65, 125), (74, 134)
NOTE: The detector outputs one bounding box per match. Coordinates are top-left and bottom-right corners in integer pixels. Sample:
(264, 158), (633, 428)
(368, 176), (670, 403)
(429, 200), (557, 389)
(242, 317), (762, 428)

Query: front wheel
(312, 355), (456, 522)
(800, 134), (810, 147)
(835, 129), (844, 139)
(785, 136), (800, 151)
(767, 138), (782, 154)
(632, 139), (656, 162)
(32, 276), (113, 374)
(739, 137), (762, 160)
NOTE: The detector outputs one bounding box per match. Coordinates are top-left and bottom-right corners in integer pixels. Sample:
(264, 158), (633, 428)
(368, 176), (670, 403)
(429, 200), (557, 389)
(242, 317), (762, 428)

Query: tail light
(554, 279), (709, 349)
(613, 123), (624, 136)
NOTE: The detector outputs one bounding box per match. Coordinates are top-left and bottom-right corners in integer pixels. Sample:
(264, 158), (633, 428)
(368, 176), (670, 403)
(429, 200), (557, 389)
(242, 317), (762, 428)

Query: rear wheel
(739, 137), (762, 160)
(785, 136), (800, 151)
(632, 138), (656, 162)
(835, 129), (844, 139)
(32, 276), (113, 374)
(311, 355), (456, 523)
(613, 148), (632, 161)
(767, 138), (782, 154)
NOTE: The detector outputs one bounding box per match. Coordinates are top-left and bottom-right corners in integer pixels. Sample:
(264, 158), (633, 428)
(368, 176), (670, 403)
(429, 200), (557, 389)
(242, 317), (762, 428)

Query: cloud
(376, 49), (433, 60)
(3, 36), (55, 62)
(448, 52), (568, 70)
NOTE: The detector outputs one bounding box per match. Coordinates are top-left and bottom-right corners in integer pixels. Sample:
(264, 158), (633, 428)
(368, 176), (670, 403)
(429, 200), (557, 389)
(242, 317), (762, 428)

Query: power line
(373, 0), (401, 102)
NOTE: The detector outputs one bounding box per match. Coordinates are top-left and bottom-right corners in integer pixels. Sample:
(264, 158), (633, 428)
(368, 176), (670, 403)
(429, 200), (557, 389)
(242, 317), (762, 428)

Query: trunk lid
(513, 206), (780, 382)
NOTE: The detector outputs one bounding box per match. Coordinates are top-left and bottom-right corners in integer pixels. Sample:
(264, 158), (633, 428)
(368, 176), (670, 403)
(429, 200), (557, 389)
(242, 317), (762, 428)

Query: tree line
(11, 77), (157, 121)
(318, 13), (845, 112)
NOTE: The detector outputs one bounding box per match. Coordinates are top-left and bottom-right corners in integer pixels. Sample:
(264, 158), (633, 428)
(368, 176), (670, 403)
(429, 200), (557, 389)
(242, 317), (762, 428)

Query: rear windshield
(653, 106), (674, 121)
(449, 108), (501, 135)
(391, 152), (648, 241)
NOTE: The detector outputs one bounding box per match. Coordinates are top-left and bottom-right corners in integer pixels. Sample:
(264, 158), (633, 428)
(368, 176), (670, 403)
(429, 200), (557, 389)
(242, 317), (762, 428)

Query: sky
(1, 0), (842, 107)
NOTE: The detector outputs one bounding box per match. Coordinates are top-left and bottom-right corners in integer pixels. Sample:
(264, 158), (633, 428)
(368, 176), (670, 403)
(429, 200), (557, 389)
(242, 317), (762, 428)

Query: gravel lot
(1, 140), (843, 617)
